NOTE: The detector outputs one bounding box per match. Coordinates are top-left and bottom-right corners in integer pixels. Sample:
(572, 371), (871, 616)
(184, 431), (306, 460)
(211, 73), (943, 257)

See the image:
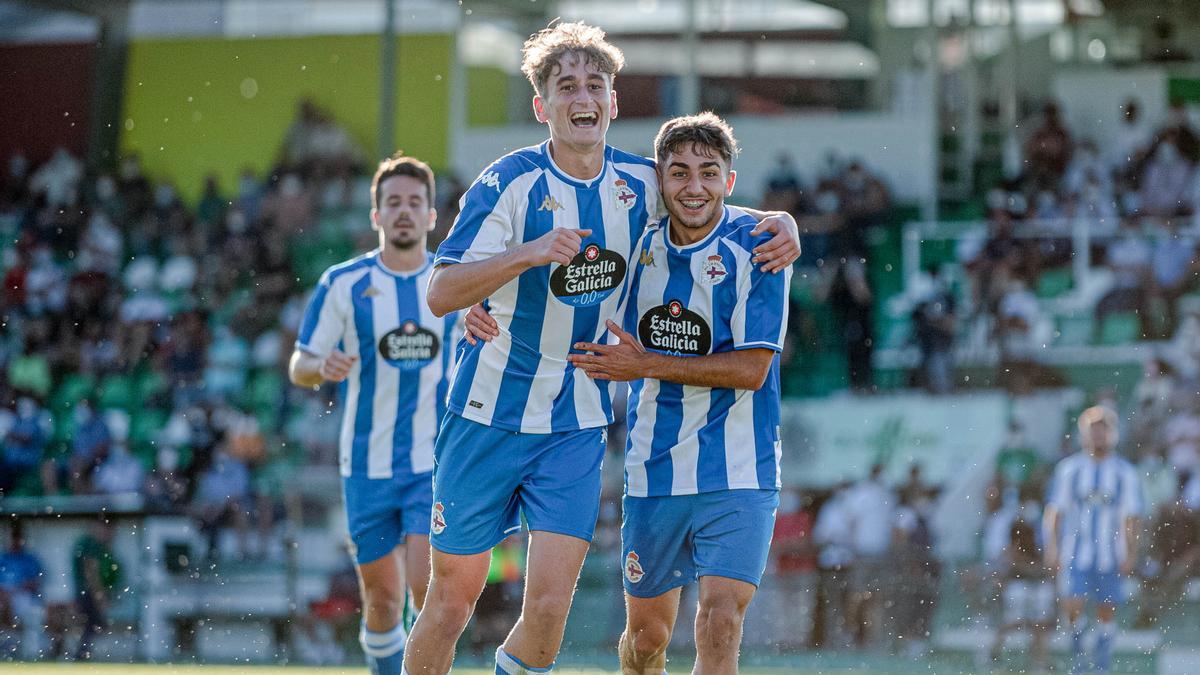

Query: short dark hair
(371, 152), (435, 210)
(521, 21), (625, 96)
(653, 112), (740, 169)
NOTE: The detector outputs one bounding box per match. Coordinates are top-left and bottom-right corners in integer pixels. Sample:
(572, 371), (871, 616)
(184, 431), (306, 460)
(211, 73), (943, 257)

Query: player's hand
(520, 228), (593, 267)
(463, 303), (499, 345)
(320, 349), (357, 382)
(750, 212), (801, 273)
(568, 320), (648, 382)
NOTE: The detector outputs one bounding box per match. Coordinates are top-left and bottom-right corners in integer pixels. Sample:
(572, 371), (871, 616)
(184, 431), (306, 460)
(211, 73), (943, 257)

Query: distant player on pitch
(568, 112), (790, 673)
(1043, 406), (1142, 675)
(406, 21), (799, 675)
(289, 154), (457, 675)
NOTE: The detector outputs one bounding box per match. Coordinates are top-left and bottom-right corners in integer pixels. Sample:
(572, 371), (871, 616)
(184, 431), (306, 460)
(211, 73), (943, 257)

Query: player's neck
(548, 139), (605, 182)
(668, 211), (723, 247)
(378, 243), (427, 273)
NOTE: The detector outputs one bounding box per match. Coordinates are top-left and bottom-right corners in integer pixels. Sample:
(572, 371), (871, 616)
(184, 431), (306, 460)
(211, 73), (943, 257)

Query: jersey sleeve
(732, 247), (791, 352)
(296, 271), (346, 357)
(434, 160), (520, 266)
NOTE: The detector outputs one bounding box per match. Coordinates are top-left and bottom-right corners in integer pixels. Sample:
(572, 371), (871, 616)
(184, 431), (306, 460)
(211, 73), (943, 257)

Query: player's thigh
(522, 530), (592, 612)
(343, 476), (405, 566)
(691, 489), (779, 589)
(518, 426), (605, 543)
(621, 494), (696, 599)
(427, 546), (492, 607)
(430, 413), (523, 555)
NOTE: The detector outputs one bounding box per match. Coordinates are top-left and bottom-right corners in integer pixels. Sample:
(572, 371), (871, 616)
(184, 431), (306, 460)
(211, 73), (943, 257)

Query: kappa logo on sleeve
(478, 171), (501, 192)
(624, 551), (645, 583)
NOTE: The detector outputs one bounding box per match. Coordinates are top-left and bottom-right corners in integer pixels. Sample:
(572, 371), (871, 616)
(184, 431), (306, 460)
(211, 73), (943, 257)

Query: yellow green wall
(120, 34), (451, 203)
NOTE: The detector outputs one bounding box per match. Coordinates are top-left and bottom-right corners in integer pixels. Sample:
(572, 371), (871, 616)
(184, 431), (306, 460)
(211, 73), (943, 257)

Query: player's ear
(370, 207), (381, 231)
(533, 95), (548, 123)
(610, 89), (619, 120)
(426, 208), (438, 232)
(725, 169), (737, 197)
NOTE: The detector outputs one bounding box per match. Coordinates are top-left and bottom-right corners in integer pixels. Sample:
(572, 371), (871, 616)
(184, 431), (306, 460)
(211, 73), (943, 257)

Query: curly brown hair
(653, 112), (740, 168)
(371, 152), (435, 210)
(520, 21), (625, 96)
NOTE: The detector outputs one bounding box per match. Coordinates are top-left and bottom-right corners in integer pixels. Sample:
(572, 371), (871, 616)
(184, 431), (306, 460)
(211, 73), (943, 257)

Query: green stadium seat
(51, 373), (95, 413)
(1035, 268), (1073, 298)
(1055, 314), (1092, 346)
(1096, 313), (1142, 345)
(97, 374), (137, 411)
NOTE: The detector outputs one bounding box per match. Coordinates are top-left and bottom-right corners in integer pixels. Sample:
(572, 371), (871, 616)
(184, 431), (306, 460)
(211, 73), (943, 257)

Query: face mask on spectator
(816, 191), (840, 213)
(280, 174), (302, 197)
(227, 210), (248, 234)
(96, 176), (116, 201)
(17, 397), (36, 419)
(155, 184), (176, 209)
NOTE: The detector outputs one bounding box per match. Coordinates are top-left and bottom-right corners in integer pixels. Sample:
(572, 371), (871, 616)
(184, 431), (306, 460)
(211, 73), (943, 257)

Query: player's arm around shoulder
(290, 265), (357, 387)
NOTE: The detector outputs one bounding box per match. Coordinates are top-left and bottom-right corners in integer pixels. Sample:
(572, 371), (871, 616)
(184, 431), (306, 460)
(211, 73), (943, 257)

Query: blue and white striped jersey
(622, 206), (791, 497)
(296, 250), (459, 479)
(435, 141), (660, 433)
(1048, 452), (1143, 573)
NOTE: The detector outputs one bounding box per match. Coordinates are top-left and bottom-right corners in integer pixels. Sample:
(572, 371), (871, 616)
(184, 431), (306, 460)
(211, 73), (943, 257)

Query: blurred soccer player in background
(1044, 406), (1143, 675)
(289, 154), (458, 675)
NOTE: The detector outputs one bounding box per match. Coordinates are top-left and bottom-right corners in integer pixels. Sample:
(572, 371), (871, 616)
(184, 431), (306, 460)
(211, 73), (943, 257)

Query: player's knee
(625, 621), (671, 660)
(362, 581), (406, 621)
(696, 599), (744, 650)
(522, 588), (573, 626)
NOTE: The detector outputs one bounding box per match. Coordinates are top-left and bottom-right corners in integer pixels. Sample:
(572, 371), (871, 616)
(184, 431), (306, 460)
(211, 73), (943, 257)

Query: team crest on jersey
(638, 248), (656, 267)
(431, 503), (447, 534)
(613, 179), (638, 211)
(362, 286), (382, 298)
(478, 171), (501, 192)
(638, 299), (712, 356)
(539, 195), (564, 212)
(624, 551), (645, 584)
(379, 320), (440, 370)
(550, 244), (626, 307)
(700, 255), (727, 285)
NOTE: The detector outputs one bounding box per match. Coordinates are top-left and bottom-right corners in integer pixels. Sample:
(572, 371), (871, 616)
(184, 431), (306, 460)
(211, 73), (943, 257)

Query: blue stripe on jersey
(435, 151), (539, 265)
(743, 251), (788, 348)
(392, 275), (420, 470)
(696, 388), (733, 492)
(350, 273), (377, 476)
(711, 238), (739, 352)
(644, 240), (698, 491)
(493, 174), (554, 424)
(754, 358), (782, 488)
(438, 315), (453, 424)
(1073, 463), (1087, 562)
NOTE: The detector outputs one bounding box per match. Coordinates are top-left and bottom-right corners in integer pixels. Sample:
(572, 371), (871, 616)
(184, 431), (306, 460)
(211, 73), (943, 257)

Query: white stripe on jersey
(1048, 452), (1143, 573)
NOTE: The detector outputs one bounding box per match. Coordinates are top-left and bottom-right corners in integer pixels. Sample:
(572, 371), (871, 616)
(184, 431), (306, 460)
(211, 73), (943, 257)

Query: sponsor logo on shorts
(431, 503), (447, 535)
(625, 551), (645, 584)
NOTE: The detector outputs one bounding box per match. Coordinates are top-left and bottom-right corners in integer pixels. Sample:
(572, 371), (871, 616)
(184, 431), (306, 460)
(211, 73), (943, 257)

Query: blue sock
(1095, 620), (1115, 673)
(495, 646), (554, 674)
(361, 621), (407, 675)
(1070, 616), (1088, 675)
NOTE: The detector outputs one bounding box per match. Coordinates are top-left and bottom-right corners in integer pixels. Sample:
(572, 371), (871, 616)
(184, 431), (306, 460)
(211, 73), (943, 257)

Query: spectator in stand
(1094, 219), (1152, 341)
(1149, 218), (1197, 338)
(1110, 99), (1151, 180)
(1135, 481), (1200, 628)
(0, 522), (46, 659)
(28, 147), (83, 209)
(823, 253), (874, 392)
(892, 486), (939, 656)
(811, 481), (855, 648)
(988, 521), (1053, 671)
(770, 488), (817, 650)
(844, 464), (895, 647)
(1160, 100), (1200, 164)
(0, 396), (51, 496)
(195, 174), (226, 229)
(912, 266), (957, 393)
(1140, 132), (1195, 218)
(66, 400), (111, 494)
(762, 151), (803, 214)
(996, 278), (1043, 391)
(1024, 103), (1072, 192)
(91, 411), (144, 496)
(73, 516), (121, 661)
(838, 160), (890, 256)
(192, 446), (253, 562)
(1164, 392), (1200, 476)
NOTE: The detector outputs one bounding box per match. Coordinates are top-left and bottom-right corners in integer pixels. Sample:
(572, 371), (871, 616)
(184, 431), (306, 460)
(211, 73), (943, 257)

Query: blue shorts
(343, 471), (433, 565)
(621, 489), (778, 598)
(429, 413), (605, 555)
(1067, 567), (1123, 605)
